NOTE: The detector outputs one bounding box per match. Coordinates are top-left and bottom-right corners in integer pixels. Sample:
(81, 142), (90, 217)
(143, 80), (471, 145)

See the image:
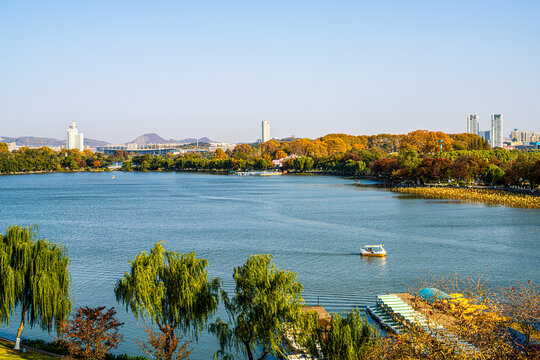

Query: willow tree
(0, 225), (71, 350)
(297, 308), (377, 359)
(115, 242), (220, 360)
(209, 254), (304, 360)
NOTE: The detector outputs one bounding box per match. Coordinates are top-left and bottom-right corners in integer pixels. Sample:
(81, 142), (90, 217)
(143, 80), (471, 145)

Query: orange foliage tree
(59, 306), (124, 360)
(400, 130), (453, 153)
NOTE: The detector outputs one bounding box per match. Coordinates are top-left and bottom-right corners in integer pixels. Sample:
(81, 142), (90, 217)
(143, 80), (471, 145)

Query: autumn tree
(137, 327), (192, 360)
(258, 140), (281, 155)
(400, 130), (453, 154)
(209, 254), (304, 360)
(115, 242), (220, 360)
(450, 155), (487, 182)
(289, 138), (313, 156)
(416, 157), (451, 183)
(274, 149), (287, 160)
(370, 158), (399, 177)
(367, 134), (402, 153)
(0, 142), (8, 152)
(319, 134), (350, 154)
(0, 225), (71, 350)
(83, 149), (94, 157)
(232, 144), (252, 160)
(60, 306), (124, 360)
(214, 148), (228, 159)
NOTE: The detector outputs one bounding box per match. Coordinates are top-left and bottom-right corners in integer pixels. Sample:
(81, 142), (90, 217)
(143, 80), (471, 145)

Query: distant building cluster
(467, 115), (539, 150)
(96, 145), (181, 155)
(510, 130), (540, 143)
(466, 114), (503, 148)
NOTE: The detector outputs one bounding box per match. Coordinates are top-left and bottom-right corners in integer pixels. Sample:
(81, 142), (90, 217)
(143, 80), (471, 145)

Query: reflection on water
(361, 256), (387, 267)
(0, 173), (538, 359)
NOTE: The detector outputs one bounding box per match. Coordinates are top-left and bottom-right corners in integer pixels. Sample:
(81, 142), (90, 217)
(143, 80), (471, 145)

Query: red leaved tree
(60, 306), (124, 360)
(137, 326), (192, 360)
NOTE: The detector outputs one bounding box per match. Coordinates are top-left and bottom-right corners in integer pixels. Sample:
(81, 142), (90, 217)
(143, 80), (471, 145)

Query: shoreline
(392, 186), (540, 209)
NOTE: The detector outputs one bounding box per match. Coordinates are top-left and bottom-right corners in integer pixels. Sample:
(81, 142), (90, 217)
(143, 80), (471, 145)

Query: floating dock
(367, 293), (477, 354)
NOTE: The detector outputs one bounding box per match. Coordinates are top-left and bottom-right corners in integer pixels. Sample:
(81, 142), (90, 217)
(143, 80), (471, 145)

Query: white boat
(360, 244), (386, 257)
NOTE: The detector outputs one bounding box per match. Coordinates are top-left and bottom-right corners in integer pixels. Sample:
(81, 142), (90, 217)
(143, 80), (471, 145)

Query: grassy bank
(393, 186), (540, 209)
(0, 339), (58, 360)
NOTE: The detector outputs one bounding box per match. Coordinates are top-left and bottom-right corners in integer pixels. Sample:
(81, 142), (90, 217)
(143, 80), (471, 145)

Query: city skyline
(1, 1), (539, 143)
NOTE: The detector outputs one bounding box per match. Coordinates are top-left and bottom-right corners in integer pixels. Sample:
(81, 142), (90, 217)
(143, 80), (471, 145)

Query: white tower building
(490, 114), (503, 148)
(66, 121), (84, 150)
(262, 121), (270, 143)
(466, 115), (479, 135)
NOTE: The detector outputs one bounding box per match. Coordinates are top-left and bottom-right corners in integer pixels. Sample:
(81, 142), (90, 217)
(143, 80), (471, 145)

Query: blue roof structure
(417, 288), (453, 303)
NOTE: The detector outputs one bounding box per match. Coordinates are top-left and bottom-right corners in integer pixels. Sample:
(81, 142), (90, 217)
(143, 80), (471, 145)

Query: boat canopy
(417, 287), (453, 303)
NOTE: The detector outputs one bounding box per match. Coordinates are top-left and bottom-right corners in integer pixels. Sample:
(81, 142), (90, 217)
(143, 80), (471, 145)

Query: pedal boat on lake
(360, 244), (386, 257)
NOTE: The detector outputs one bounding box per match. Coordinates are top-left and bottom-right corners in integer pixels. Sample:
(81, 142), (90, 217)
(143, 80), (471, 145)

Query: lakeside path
(0, 337), (60, 360)
(392, 187), (540, 209)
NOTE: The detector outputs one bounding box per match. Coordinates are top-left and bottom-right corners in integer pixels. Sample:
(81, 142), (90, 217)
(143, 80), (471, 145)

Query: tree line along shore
(1, 130), (539, 208)
(1, 225), (538, 360)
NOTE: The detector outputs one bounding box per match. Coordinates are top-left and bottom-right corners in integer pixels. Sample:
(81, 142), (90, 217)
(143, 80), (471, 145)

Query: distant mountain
(1, 133), (216, 148)
(174, 137), (213, 144)
(127, 133), (214, 145)
(0, 136), (109, 148)
(0, 136), (63, 147)
(85, 138), (109, 147)
(128, 133), (169, 145)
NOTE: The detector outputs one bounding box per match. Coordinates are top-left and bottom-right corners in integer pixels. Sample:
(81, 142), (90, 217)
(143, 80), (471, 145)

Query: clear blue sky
(1, 0), (539, 143)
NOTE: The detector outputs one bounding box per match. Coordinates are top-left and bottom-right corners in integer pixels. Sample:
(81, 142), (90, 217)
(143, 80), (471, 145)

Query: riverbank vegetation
(0, 225), (71, 350)
(394, 187), (540, 209)
(2, 131), (538, 190)
(1, 227), (538, 360)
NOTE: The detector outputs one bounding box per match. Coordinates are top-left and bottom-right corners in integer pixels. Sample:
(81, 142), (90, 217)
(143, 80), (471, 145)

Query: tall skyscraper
(466, 115), (479, 135)
(490, 114), (503, 148)
(66, 121), (84, 150)
(479, 130), (491, 143)
(261, 121), (270, 143)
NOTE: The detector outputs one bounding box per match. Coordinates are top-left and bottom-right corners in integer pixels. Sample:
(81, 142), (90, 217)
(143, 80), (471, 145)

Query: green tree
(0, 225), (71, 350)
(209, 254), (304, 360)
(298, 308), (377, 360)
(398, 149), (421, 173)
(115, 242), (220, 360)
(482, 164), (505, 185)
(0, 142), (8, 152)
(121, 161), (133, 171)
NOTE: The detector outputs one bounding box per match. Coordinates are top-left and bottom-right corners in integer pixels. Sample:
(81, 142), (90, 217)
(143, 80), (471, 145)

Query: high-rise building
(479, 130), (491, 143)
(490, 114), (503, 148)
(261, 121), (270, 143)
(466, 115), (479, 135)
(66, 121), (84, 150)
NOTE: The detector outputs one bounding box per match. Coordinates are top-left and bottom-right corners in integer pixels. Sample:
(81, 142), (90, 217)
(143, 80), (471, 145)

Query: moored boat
(360, 244), (386, 257)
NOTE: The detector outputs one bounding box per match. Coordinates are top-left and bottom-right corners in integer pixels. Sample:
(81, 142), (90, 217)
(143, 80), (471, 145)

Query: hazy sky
(1, 0), (539, 143)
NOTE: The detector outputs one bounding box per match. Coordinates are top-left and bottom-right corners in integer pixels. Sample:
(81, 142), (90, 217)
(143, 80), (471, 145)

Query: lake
(0, 172), (538, 359)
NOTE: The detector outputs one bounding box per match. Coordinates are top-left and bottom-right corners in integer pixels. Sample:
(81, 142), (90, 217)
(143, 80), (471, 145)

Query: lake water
(0, 172), (538, 359)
